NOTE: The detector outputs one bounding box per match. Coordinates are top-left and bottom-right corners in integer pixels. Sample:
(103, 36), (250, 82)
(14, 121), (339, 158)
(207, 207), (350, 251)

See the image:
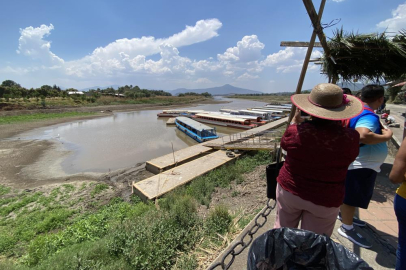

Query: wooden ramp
(202, 117), (288, 150)
(145, 144), (213, 174)
(166, 118), (176, 125)
(145, 117), (288, 174)
(133, 150), (241, 200)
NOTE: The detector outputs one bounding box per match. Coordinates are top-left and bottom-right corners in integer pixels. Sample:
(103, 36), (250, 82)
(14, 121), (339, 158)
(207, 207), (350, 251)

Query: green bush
(108, 197), (200, 270)
(91, 183), (109, 197)
(173, 253), (198, 270)
(0, 192), (42, 216)
(23, 201), (152, 266)
(205, 205), (232, 236)
(0, 185), (11, 196)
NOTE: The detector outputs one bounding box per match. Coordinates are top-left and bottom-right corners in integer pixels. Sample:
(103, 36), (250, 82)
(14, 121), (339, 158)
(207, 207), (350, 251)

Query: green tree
(1, 80), (20, 88)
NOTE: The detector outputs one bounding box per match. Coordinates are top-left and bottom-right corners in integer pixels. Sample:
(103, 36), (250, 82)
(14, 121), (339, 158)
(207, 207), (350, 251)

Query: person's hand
(291, 108), (305, 124)
(381, 128), (393, 140)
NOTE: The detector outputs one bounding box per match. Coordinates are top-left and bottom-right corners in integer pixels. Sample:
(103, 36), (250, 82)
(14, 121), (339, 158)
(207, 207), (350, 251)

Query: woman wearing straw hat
(273, 83), (363, 237)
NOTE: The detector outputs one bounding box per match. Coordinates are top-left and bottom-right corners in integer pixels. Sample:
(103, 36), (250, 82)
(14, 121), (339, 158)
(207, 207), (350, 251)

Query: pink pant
(274, 184), (339, 237)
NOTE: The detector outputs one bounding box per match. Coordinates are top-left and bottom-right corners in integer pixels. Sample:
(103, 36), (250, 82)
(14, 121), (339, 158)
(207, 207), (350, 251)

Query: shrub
(173, 253), (198, 270)
(91, 183), (109, 197)
(0, 185), (11, 196)
(108, 197), (200, 270)
(205, 205), (232, 236)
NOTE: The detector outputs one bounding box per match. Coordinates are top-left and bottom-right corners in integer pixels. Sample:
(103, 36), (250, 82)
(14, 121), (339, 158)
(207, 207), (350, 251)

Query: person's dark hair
(309, 116), (339, 126)
(360, 84), (384, 103)
(342, 88), (352, 95)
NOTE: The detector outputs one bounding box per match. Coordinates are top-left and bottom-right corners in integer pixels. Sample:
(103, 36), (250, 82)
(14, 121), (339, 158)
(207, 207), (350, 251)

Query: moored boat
(203, 111), (268, 125)
(192, 113), (257, 130)
(175, 117), (219, 143)
(157, 109), (204, 117)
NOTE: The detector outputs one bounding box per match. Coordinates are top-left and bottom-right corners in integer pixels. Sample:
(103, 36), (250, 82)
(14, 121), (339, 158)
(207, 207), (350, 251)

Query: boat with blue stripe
(175, 116), (219, 143)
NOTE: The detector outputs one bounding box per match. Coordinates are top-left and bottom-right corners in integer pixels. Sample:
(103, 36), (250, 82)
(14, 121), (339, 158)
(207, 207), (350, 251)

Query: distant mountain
(80, 85), (120, 92)
(170, 84), (263, 96)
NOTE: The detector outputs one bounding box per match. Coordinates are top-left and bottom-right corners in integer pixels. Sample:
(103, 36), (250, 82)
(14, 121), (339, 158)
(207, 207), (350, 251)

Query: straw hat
(291, 83), (363, 120)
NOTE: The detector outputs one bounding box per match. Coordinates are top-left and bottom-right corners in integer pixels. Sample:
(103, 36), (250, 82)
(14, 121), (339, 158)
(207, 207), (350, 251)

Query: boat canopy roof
(262, 106), (291, 111)
(176, 117), (215, 132)
(162, 109), (189, 113)
(196, 113), (249, 124)
(219, 109), (239, 113)
(238, 109), (271, 116)
(250, 108), (284, 113)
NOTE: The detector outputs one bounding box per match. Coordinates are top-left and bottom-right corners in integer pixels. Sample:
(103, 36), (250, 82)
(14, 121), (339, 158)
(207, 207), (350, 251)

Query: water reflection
(16, 97), (267, 174)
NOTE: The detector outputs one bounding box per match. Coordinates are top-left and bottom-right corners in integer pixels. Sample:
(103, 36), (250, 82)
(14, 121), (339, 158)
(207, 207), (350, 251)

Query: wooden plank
(204, 144), (275, 151)
(134, 151), (241, 200)
(280, 41), (322, 47)
(145, 144), (213, 174)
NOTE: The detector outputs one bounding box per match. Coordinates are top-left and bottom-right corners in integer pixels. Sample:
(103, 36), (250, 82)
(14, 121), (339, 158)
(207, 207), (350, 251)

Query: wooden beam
(302, 0), (333, 65)
(280, 41), (322, 47)
(288, 0), (326, 123)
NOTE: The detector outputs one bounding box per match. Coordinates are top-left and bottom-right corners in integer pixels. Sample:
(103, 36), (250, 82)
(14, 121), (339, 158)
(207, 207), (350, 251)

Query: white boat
(238, 109), (273, 120)
(192, 113), (257, 129)
(249, 108), (286, 117)
(157, 109), (204, 117)
(202, 111), (268, 125)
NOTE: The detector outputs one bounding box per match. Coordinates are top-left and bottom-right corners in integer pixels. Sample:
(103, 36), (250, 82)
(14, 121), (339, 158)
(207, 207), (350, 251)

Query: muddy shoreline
(0, 99), (227, 193)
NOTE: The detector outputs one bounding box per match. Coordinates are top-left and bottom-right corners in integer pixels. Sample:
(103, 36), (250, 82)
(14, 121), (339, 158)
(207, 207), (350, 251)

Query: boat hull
(157, 113), (181, 117)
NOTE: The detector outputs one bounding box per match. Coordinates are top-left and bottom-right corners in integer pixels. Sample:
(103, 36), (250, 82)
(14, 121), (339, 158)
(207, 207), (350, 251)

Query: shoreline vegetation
(0, 112), (97, 125)
(0, 151), (274, 270)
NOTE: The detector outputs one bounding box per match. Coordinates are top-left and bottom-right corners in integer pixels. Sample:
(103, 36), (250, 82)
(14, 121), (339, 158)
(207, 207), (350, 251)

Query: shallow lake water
(16, 97), (268, 174)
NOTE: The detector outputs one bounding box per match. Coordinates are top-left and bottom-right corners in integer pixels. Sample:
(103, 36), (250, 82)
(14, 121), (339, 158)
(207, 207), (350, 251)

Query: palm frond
(321, 28), (406, 82)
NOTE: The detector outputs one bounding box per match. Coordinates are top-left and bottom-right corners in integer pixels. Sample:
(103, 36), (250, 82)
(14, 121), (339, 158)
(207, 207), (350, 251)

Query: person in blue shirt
(338, 85), (393, 248)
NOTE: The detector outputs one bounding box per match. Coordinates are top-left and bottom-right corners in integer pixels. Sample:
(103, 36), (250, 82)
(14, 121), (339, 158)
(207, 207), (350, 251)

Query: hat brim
(291, 94), (363, 120)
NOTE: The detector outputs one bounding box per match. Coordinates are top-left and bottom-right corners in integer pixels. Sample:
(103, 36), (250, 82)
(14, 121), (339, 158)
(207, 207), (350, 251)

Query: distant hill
(170, 84), (263, 96)
(80, 85), (120, 92)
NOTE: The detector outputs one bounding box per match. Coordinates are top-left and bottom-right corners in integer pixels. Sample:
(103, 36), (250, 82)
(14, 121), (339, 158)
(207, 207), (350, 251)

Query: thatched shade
(321, 28), (406, 83)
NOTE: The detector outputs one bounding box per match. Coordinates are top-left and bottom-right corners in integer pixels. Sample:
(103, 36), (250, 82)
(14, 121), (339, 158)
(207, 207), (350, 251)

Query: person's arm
(389, 139), (406, 184)
(290, 108), (305, 125)
(356, 127), (393, 145)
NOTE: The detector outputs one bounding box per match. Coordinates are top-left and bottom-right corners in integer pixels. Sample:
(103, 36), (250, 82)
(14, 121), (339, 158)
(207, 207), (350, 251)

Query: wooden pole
(171, 142), (176, 164)
(288, 0), (326, 124)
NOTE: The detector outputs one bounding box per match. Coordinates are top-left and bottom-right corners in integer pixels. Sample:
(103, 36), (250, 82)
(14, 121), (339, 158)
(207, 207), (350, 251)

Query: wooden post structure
(288, 0), (326, 123)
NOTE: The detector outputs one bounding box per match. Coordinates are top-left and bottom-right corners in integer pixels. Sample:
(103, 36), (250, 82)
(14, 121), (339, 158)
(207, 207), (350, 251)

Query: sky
(1, 0), (406, 93)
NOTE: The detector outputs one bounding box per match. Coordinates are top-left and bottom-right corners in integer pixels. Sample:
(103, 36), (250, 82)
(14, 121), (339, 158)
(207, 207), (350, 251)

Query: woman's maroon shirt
(277, 121), (360, 208)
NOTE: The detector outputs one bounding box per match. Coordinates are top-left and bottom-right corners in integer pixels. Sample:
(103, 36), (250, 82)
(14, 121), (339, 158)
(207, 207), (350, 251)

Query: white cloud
(195, 78), (212, 84)
(377, 3), (406, 33)
(237, 73), (259, 81)
(217, 35), (264, 62)
(17, 24), (64, 66)
(262, 47), (302, 66)
(10, 22), (323, 90)
(332, 0), (345, 2)
(18, 20), (221, 77)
